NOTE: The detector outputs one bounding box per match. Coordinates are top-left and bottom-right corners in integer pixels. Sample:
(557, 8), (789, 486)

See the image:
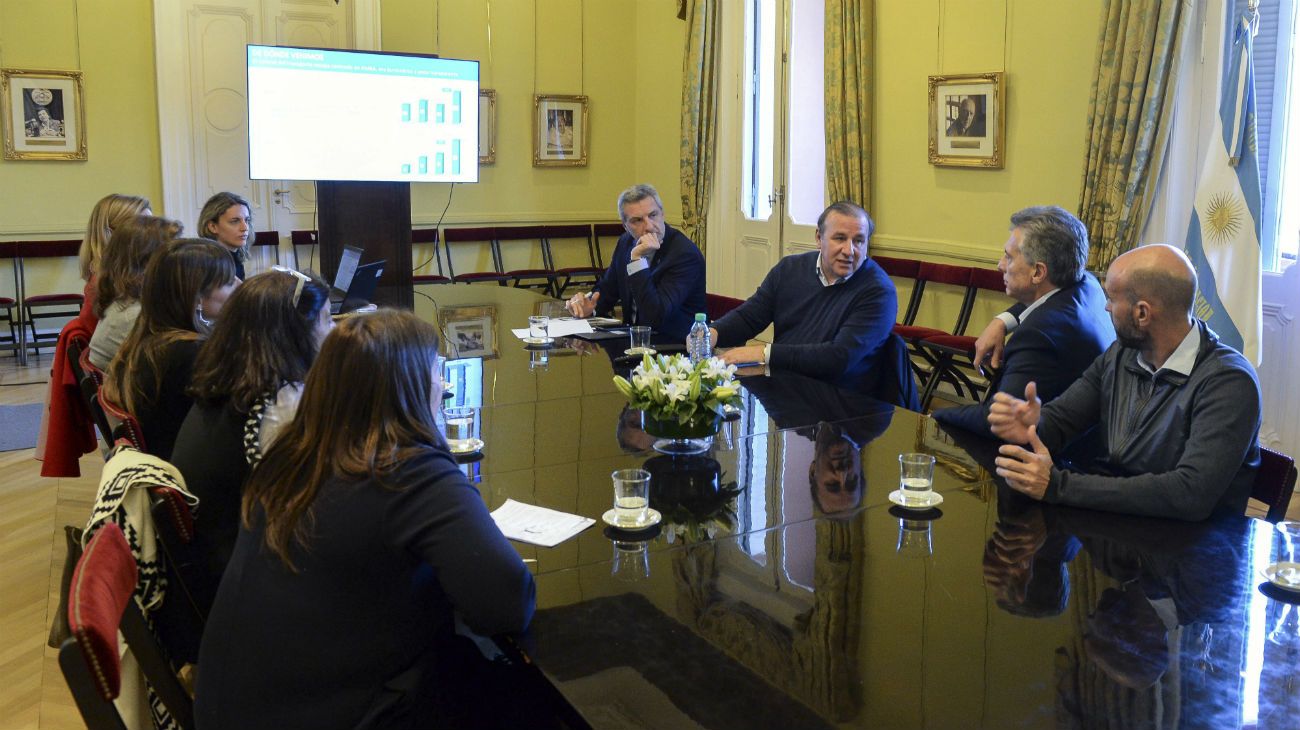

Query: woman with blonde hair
(198, 191), (252, 280)
(103, 238), (237, 459)
(77, 193), (152, 283)
(87, 215), (184, 369)
(196, 310), (535, 729)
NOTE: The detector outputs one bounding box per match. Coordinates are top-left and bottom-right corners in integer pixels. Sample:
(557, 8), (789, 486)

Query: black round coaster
(888, 505), (943, 521)
(602, 523), (662, 541)
(453, 450), (485, 464)
(1259, 581), (1300, 604)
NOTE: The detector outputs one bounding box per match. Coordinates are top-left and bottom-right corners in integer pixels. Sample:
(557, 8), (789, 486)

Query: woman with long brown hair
(87, 215), (183, 369)
(171, 267), (331, 601)
(195, 310), (534, 729)
(103, 238), (237, 459)
(77, 193), (152, 283)
(197, 191), (252, 280)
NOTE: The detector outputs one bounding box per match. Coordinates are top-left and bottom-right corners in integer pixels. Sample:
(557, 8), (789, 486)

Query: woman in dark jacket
(195, 309), (535, 730)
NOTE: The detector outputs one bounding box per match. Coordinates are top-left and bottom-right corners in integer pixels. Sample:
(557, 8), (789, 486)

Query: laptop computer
(329, 246), (385, 314)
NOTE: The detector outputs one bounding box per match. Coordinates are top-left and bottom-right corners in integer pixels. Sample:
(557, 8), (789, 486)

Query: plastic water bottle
(687, 313), (711, 363)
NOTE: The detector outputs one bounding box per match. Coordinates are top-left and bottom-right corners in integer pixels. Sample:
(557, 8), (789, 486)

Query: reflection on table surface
(526, 480), (1300, 729)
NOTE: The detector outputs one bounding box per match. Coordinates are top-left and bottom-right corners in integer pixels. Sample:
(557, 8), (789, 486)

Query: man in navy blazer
(565, 183), (706, 340)
(933, 206), (1115, 436)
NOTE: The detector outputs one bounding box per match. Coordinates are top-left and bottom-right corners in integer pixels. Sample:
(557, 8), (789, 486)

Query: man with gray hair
(934, 205), (1114, 436)
(565, 183), (705, 340)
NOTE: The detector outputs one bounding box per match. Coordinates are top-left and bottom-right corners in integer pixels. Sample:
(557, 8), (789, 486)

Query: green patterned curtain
(1078, 0), (1190, 271)
(825, 0), (874, 209)
(680, 0), (721, 255)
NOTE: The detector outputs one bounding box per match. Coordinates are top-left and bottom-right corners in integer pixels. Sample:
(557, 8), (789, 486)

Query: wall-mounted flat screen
(247, 45), (479, 183)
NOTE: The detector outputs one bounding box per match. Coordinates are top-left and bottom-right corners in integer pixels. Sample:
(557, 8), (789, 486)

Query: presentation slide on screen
(248, 46), (479, 183)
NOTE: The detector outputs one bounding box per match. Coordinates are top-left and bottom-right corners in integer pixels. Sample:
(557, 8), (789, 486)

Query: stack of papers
(509, 318), (595, 340)
(490, 499), (595, 547)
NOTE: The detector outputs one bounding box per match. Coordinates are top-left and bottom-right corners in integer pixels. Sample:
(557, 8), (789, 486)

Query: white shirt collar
(1136, 323), (1200, 376)
(1017, 287), (1061, 323)
(815, 253), (854, 287)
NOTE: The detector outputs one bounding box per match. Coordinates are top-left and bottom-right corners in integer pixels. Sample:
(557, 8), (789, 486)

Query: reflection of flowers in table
(612, 354), (741, 435)
(644, 455), (741, 544)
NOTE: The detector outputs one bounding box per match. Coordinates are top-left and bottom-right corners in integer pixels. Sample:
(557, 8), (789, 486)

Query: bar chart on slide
(248, 46), (479, 183)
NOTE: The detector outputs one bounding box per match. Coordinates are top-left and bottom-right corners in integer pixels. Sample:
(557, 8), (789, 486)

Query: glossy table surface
(422, 286), (1300, 729)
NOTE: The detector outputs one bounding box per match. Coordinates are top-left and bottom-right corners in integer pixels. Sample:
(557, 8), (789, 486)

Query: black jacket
(594, 224), (706, 340)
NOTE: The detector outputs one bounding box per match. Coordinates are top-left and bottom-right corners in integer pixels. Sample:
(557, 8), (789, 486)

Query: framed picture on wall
(440, 305), (499, 360)
(928, 72), (1005, 168)
(1, 68), (87, 160)
(479, 89), (496, 165)
(533, 94), (588, 167)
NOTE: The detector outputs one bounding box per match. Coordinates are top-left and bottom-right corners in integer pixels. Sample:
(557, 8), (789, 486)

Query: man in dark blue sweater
(710, 201), (898, 392)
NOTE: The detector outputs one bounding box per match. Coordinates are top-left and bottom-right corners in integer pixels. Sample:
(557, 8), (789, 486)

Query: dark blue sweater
(713, 252), (897, 390)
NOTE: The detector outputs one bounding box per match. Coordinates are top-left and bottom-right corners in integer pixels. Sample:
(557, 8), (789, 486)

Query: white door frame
(152, 0), (380, 223)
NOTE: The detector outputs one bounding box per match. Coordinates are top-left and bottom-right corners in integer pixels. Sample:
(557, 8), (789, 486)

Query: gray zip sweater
(1037, 320), (1261, 521)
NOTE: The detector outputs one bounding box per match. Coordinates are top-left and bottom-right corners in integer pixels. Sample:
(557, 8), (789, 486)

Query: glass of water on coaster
(898, 453), (936, 507)
(442, 405), (483, 455)
(526, 315), (551, 345)
(611, 468), (651, 527)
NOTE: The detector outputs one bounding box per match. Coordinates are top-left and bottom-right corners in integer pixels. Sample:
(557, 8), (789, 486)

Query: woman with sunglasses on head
(171, 267), (331, 603)
(87, 215), (184, 369)
(198, 191), (253, 281)
(102, 238), (237, 459)
(196, 309), (535, 730)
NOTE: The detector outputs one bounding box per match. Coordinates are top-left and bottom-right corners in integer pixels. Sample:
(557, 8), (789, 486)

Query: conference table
(418, 285), (1300, 730)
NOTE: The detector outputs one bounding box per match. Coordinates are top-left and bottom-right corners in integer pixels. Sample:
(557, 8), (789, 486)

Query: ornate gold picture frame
(479, 89), (496, 165)
(928, 72), (1005, 169)
(533, 94), (588, 167)
(2, 68), (87, 161)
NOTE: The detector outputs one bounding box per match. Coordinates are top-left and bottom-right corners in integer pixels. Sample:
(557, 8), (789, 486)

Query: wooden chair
(442, 226), (509, 285)
(289, 229), (318, 272)
(890, 263), (975, 401)
(915, 266), (1010, 409)
(0, 296), (16, 352)
(148, 487), (211, 664)
(98, 395), (147, 452)
(66, 338), (114, 450)
(411, 228), (450, 286)
(59, 523), (195, 730)
(705, 293), (744, 322)
(494, 225), (560, 296)
(872, 255), (924, 326)
(592, 222), (624, 267)
(542, 224), (605, 296)
(1253, 447), (1297, 523)
(246, 230), (281, 275)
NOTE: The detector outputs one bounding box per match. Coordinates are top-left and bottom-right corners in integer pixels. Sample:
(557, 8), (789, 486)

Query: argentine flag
(1184, 13), (1262, 364)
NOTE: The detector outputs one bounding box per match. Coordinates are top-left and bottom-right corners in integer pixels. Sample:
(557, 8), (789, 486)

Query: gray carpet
(0, 403), (44, 452)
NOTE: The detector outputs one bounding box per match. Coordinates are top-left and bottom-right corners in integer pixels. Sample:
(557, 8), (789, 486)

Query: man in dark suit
(564, 183), (706, 340)
(933, 205), (1114, 436)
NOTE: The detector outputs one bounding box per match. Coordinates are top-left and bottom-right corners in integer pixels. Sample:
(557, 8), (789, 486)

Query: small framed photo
(478, 89), (496, 165)
(1, 68), (87, 161)
(440, 305), (498, 360)
(928, 72), (1004, 168)
(533, 94), (588, 167)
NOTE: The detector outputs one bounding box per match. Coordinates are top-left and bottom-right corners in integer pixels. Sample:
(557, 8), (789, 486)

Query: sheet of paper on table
(509, 318), (595, 340)
(490, 499), (596, 547)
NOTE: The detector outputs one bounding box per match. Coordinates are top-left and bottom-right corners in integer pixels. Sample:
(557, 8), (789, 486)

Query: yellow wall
(0, 0), (163, 300)
(873, 0), (1102, 266)
(382, 0), (685, 228)
(873, 0), (1103, 329)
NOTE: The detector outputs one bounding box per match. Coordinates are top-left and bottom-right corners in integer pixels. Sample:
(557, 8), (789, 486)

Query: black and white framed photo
(2, 68), (86, 160)
(440, 305), (498, 360)
(928, 72), (1004, 168)
(533, 94), (588, 167)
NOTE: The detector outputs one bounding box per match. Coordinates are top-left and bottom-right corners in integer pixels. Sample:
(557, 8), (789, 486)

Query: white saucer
(448, 438), (484, 456)
(888, 489), (944, 511)
(601, 507), (662, 531)
(1261, 562), (1300, 592)
(523, 336), (554, 345)
(624, 348), (657, 357)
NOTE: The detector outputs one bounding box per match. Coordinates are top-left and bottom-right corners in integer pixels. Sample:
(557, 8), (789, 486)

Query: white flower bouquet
(612, 353), (741, 437)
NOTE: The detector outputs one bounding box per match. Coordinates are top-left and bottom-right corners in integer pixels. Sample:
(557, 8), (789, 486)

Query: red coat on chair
(39, 314), (98, 477)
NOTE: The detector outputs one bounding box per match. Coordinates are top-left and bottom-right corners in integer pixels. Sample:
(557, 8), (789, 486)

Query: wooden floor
(0, 354), (1292, 730)
(1, 353), (98, 730)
